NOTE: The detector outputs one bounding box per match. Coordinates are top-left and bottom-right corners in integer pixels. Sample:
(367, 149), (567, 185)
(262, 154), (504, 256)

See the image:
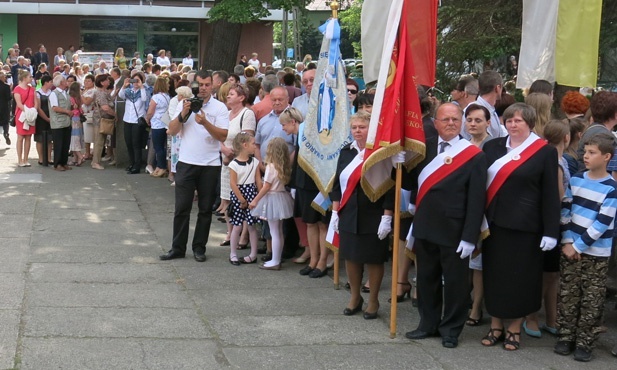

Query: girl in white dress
(250, 137), (294, 270)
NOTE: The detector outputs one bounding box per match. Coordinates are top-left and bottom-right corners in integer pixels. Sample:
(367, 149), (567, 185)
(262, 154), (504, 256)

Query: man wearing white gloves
(404, 103), (487, 348)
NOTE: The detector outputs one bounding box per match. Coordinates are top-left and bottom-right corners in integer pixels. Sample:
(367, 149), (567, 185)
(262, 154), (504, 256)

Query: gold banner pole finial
(331, 1), (339, 19)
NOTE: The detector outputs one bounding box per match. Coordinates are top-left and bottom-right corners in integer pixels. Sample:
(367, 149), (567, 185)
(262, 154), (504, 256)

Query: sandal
(240, 255), (257, 264)
(503, 330), (520, 351)
(481, 327), (505, 347)
(237, 243), (248, 250)
(229, 257), (240, 266)
(466, 311), (483, 326)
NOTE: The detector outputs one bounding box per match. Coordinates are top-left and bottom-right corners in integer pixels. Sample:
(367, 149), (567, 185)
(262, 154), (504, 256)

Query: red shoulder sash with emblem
(486, 133), (546, 207)
(416, 139), (482, 208)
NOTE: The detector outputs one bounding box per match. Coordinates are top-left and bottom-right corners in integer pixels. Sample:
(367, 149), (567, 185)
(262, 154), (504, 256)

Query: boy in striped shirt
(556, 132), (617, 362)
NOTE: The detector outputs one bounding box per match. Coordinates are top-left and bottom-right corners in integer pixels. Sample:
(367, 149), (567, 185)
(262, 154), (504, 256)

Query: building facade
(0, 0), (282, 68)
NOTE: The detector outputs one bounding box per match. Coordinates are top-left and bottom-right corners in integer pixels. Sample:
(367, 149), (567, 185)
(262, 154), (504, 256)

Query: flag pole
(331, 0), (341, 291)
(390, 162), (403, 338)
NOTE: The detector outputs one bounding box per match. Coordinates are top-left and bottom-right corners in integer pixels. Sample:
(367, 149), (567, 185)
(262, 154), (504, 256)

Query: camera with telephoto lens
(187, 80), (203, 113)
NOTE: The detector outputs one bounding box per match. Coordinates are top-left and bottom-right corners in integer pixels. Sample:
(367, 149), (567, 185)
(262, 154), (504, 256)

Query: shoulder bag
(97, 95), (116, 135)
(222, 109), (247, 166)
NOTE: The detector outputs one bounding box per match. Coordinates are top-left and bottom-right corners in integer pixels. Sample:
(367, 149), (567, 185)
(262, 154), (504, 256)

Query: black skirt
(339, 229), (389, 265)
(482, 224), (543, 319)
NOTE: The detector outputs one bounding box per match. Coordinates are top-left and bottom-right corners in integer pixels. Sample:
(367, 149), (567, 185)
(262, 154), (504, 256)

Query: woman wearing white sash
(480, 103), (560, 351)
(329, 111), (394, 319)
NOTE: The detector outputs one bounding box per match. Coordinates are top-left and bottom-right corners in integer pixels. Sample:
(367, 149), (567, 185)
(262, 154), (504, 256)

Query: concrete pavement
(0, 131), (616, 370)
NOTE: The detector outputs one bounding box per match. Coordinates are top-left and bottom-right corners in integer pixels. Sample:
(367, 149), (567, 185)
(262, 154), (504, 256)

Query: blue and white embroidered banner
(299, 18), (352, 200)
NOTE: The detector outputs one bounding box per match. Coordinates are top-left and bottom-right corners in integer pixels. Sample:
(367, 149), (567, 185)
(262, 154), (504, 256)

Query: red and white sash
(416, 139), (482, 208)
(486, 133), (546, 207)
(326, 146), (365, 248)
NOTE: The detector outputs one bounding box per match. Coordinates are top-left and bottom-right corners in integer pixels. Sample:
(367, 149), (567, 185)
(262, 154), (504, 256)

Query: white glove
(328, 210), (339, 233)
(391, 151), (405, 166)
(377, 215), (393, 240)
(456, 240), (475, 259)
(290, 188), (296, 200)
(405, 223), (415, 249)
(407, 203), (416, 216)
(540, 236), (557, 251)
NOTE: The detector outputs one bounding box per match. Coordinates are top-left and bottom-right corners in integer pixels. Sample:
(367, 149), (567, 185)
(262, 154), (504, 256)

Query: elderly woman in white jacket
(118, 72), (148, 174)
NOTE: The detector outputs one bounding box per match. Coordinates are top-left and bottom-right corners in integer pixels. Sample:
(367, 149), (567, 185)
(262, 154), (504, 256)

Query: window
(80, 19), (138, 55)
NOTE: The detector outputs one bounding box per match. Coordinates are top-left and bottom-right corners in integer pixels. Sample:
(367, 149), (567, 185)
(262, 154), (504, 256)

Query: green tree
(339, 0), (363, 58)
(203, 0), (307, 71)
(436, 0), (522, 88)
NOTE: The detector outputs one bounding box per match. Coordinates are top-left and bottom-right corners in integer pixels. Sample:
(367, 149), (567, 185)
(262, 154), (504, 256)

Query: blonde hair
(218, 81), (232, 102)
(279, 107), (304, 124)
(232, 131), (254, 154)
(525, 92), (552, 138)
(265, 137), (291, 185)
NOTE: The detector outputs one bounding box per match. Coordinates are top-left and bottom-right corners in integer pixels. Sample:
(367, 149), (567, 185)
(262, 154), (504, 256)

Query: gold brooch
(512, 154), (521, 161)
(444, 156), (453, 165)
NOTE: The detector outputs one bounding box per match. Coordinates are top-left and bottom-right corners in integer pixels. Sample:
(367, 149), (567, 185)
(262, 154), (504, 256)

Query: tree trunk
(202, 19), (243, 72)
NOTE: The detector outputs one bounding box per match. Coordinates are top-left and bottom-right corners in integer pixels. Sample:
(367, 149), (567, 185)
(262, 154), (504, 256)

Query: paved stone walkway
(0, 131), (616, 369)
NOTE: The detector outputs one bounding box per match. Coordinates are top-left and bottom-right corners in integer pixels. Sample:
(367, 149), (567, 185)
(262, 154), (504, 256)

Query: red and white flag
(361, 0), (427, 201)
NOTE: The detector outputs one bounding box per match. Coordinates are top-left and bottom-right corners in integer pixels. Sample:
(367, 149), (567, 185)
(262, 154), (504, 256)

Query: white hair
(175, 86), (193, 99)
(52, 74), (65, 87)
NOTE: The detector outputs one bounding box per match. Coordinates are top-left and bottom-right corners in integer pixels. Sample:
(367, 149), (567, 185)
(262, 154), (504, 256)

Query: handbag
(10, 86), (32, 127)
(132, 94), (148, 128)
(222, 109), (247, 166)
(99, 117), (115, 135)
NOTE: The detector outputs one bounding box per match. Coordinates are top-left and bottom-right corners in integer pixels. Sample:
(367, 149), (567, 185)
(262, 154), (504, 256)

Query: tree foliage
(436, 0), (522, 87)
(339, 0), (363, 58)
(208, 0), (305, 24)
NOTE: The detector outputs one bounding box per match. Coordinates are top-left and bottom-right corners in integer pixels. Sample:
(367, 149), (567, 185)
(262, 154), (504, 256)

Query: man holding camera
(159, 70), (229, 262)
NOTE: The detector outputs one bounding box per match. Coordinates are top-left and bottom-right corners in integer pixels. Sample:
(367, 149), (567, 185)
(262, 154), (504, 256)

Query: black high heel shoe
(388, 281), (412, 303)
(343, 297), (364, 316)
(363, 302), (380, 320)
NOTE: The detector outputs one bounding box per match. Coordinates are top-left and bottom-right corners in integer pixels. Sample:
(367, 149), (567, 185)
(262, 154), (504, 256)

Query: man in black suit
(32, 44), (49, 69)
(405, 103), (487, 348)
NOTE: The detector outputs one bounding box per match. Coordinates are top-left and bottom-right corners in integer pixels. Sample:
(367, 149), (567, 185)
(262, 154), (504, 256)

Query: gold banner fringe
(310, 200), (328, 216)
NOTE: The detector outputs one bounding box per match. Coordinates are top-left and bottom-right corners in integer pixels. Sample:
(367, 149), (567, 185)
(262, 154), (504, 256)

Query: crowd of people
(2, 42), (617, 362)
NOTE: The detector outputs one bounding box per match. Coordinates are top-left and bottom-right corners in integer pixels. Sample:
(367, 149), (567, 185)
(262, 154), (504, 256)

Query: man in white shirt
(462, 71), (506, 139)
(160, 70), (229, 263)
(48, 75), (73, 171)
(291, 67), (315, 119)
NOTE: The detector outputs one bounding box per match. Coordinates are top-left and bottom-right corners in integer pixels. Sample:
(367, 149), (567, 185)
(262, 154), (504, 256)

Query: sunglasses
(347, 90), (358, 94)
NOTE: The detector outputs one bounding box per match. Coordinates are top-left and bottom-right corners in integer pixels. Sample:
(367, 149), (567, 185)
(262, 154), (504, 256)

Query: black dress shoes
(127, 168), (140, 174)
(299, 265), (314, 276)
(405, 329), (439, 340)
(194, 253), (207, 262)
(308, 268), (328, 278)
(363, 311), (379, 320)
(442, 337), (458, 348)
(343, 297), (364, 316)
(159, 250), (185, 260)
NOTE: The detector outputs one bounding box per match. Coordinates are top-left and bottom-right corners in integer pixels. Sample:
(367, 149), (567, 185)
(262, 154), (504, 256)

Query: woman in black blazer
(329, 111), (394, 319)
(480, 103), (560, 351)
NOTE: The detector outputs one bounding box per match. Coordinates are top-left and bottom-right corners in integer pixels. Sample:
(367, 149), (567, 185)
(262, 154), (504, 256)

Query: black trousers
(51, 126), (71, 167)
(124, 122), (145, 170)
(172, 162), (220, 255)
(415, 239), (471, 339)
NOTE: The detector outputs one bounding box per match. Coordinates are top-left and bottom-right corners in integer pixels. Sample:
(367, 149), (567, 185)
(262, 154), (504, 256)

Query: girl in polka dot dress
(228, 132), (262, 265)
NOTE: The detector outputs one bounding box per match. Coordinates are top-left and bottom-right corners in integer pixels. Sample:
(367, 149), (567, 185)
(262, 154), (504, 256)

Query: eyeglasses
(347, 90), (358, 95)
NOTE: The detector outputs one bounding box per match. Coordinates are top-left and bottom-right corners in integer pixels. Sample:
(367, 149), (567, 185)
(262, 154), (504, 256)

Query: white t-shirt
(156, 56), (171, 66)
(174, 97), (229, 166)
(248, 58), (260, 70)
(182, 57), (194, 69)
(224, 107), (257, 150)
(150, 92), (170, 129)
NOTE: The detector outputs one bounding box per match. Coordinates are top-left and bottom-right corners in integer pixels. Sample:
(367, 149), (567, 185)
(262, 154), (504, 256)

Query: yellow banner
(555, 0), (603, 87)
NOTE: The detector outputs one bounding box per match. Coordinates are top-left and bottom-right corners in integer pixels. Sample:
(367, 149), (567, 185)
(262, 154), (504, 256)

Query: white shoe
(108, 160), (117, 166)
(145, 165), (154, 174)
(101, 156), (112, 162)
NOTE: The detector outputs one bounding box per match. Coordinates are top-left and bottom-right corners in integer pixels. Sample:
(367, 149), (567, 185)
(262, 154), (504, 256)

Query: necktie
(439, 141), (450, 154)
